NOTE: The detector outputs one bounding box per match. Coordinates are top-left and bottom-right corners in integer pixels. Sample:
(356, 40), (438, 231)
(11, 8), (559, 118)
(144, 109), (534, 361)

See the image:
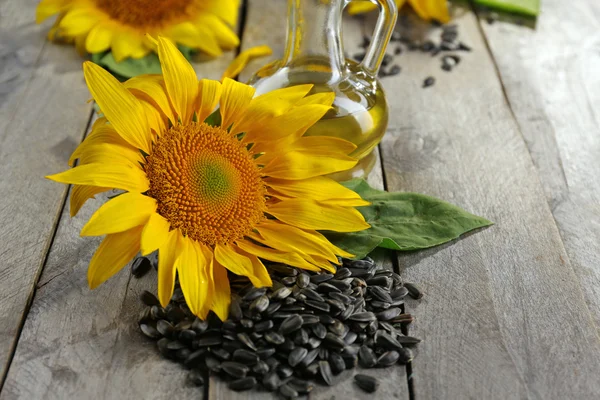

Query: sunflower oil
(250, 57), (389, 181)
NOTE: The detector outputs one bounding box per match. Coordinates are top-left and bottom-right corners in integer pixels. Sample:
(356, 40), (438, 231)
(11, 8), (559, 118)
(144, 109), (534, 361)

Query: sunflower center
(94, 0), (193, 29)
(145, 122), (266, 246)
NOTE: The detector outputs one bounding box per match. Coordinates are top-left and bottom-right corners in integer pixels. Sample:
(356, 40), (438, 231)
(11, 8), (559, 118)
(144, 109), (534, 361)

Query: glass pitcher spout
(248, 0), (397, 180)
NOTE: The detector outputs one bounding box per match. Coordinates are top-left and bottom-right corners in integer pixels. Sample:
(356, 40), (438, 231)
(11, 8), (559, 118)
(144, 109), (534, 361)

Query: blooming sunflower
(36, 0), (240, 61)
(348, 0), (450, 23)
(47, 37), (370, 320)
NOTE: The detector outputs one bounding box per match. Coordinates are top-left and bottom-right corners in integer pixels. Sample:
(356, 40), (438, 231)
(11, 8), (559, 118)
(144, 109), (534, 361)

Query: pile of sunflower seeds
(138, 257), (423, 397)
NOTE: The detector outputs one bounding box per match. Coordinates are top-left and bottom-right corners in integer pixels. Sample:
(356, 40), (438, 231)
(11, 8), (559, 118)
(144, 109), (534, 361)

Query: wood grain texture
(0, 0), (94, 381)
(479, 0), (600, 333)
(371, 8), (600, 400)
(1, 22), (236, 400)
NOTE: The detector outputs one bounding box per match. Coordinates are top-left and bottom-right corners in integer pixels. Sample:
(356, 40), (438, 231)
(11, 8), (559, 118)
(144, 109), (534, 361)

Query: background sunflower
(36, 0), (240, 61)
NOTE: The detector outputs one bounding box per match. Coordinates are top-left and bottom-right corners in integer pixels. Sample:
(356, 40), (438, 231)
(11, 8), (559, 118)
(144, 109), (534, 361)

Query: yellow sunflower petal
(112, 32), (146, 62)
(81, 192), (156, 236)
(176, 238), (209, 317)
(236, 239), (320, 272)
(87, 225), (144, 289)
(214, 243), (255, 280)
(85, 23), (113, 54)
(219, 78), (255, 132)
(47, 163), (149, 193)
(36, 0), (66, 23)
(265, 176), (369, 206)
(231, 245), (272, 287)
(157, 36), (199, 124)
(262, 150), (357, 180)
(197, 242), (215, 319)
(197, 14), (239, 49)
(139, 99), (167, 136)
(70, 122), (134, 166)
(267, 199), (370, 232)
(196, 79), (222, 123)
(256, 220), (338, 264)
(221, 45), (272, 81)
(124, 74), (176, 123)
(211, 261), (231, 321)
(296, 92), (335, 107)
(158, 229), (180, 307)
(309, 230), (356, 259)
(291, 136), (357, 154)
(246, 104), (331, 147)
(203, 0), (240, 26)
(70, 185), (110, 217)
(77, 143), (144, 167)
(83, 62), (151, 152)
(409, 0), (450, 23)
(235, 84), (313, 137)
(170, 22), (222, 57)
(140, 213), (171, 256)
(59, 8), (98, 36)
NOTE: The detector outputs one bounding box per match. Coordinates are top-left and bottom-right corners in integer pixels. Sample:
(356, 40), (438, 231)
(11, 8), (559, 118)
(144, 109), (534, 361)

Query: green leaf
(90, 45), (196, 80)
(324, 179), (493, 259)
(204, 109), (222, 127)
(473, 0), (540, 17)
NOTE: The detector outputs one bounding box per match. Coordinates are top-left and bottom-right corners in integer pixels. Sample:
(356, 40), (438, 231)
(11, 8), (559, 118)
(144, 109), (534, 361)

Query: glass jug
(248, 0), (397, 180)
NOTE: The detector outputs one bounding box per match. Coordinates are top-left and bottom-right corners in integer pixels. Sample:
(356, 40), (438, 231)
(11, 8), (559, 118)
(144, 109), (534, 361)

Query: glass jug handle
(351, 0), (398, 77)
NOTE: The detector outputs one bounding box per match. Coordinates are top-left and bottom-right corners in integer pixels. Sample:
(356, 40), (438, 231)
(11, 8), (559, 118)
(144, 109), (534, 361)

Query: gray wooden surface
(1, 0), (600, 399)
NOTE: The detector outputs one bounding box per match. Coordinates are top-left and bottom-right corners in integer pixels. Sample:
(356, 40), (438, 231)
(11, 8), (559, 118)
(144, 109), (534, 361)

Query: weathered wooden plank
(0, 0), (94, 382)
(479, 0), (600, 333)
(1, 28), (236, 400)
(371, 8), (600, 399)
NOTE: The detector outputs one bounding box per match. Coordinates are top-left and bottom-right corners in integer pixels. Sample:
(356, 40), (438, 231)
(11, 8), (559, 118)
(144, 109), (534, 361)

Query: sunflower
(36, 0), (240, 61)
(47, 37), (370, 320)
(348, 0), (450, 23)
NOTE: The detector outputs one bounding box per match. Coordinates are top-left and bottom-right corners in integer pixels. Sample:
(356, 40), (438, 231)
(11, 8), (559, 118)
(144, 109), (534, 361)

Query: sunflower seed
(359, 345), (377, 368)
(293, 328), (309, 346)
(250, 295), (270, 313)
(323, 333), (345, 350)
(326, 299), (345, 314)
(300, 288), (324, 302)
(265, 331), (285, 345)
(344, 331), (358, 345)
(289, 347), (308, 367)
(179, 329), (196, 342)
(339, 303), (354, 321)
(277, 365), (294, 379)
(423, 76), (435, 88)
(377, 350), (400, 367)
(270, 263), (298, 276)
(140, 290), (160, 306)
(279, 384), (299, 399)
(183, 348), (206, 368)
(155, 320), (174, 338)
(205, 355), (221, 372)
(295, 273), (310, 288)
(243, 287), (267, 302)
(240, 318), (254, 329)
(262, 371), (281, 391)
(192, 318), (209, 332)
(256, 347), (276, 359)
(140, 324), (161, 339)
(329, 352), (346, 374)
(301, 348), (320, 367)
(404, 282), (424, 299)
(349, 311), (376, 322)
(305, 300), (330, 312)
(319, 360), (334, 386)
(341, 352), (358, 369)
(279, 315), (303, 335)
(307, 337), (322, 349)
(233, 349), (259, 365)
(310, 273), (334, 283)
(221, 361), (249, 378)
(229, 377), (256, 391)
(279, 338), (295, 352)
(271, 286), (292, 300)
(281, 276), (297, 286)
(397, 347), (414, 364)
(166, 306), (186, 323)
(366, 320), (379, 335)
(237, 332), (257, 351)
(328, 279), (351, 291)
(132, 257), (152, 278)
(376, 332), (403, 350)
(396, 335), (422, 345)
(288, 377), (313, 393)
(355, 374), (379, 393)
(328, 320), (347, 337)
(300, 315), (320, 325)
(188, 370), (205, 387)
(318, 282), (342, 294)
(376, 307), (402, 321)
(196, 334), (222, 347)
(390, 287), (409, 299)
(311, 323), (327, 339)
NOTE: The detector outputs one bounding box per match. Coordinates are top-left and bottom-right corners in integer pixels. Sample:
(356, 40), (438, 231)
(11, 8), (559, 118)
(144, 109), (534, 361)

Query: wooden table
(1, 0), (600, 398)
